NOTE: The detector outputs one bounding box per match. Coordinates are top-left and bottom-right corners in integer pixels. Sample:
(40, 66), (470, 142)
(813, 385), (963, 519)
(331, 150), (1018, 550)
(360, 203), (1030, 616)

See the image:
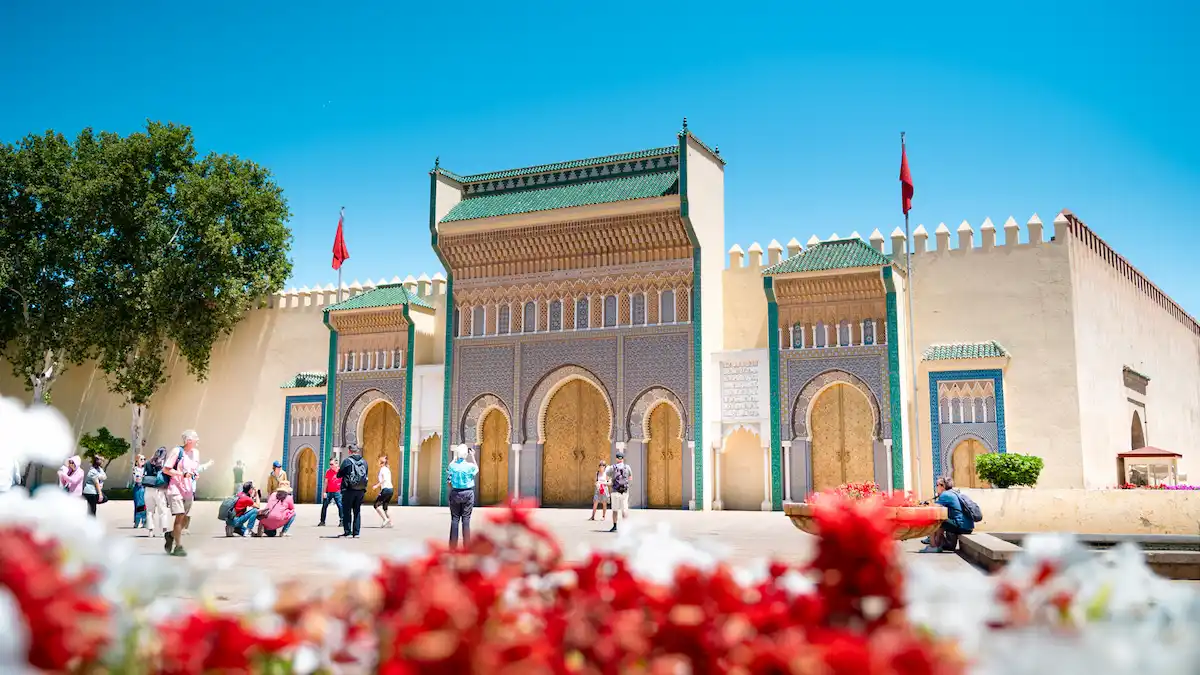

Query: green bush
(975, 452), (1043, 488)
(79, 427), (129, 468)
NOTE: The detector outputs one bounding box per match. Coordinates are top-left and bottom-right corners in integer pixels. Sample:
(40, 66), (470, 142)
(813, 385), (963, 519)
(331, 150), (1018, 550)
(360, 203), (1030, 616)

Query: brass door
(810, 383), (876, 493)
(362, 402), (402, 503)
(479, 410), (510, 505)
(541, 379), (609, 506)
(418, 434), (440, 505)
(646, 403), (683, 508)
(951, 439), (989, 488)
(295, 447), (318, 504)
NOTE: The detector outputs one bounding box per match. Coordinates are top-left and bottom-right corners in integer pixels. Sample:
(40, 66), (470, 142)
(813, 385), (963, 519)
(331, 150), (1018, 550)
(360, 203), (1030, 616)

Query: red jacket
(324, 468), (342, 493)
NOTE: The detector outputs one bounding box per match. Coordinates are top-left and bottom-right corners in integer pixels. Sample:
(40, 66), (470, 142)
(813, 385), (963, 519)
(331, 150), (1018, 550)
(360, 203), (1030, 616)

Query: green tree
(0, 131), (98, 404)
(78, 427), (130, 468)
(82, 122), (293, 454)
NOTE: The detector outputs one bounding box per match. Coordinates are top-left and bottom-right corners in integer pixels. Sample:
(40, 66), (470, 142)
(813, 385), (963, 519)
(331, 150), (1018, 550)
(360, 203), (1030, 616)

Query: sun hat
(276, 481), (292, 494)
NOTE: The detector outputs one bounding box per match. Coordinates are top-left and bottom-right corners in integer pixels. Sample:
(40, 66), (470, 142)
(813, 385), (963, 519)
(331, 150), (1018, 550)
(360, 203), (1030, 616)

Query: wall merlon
(869, 229), (885, 254)
(1053, 211), (1070, 241)
(806, 234), (821, 248)
(1027, 213), (1044, 245)
(747, 242), (763, 267)
(980, 218), (996, 250)
(934, 223), (951, 252)
(786, 238), (802, 258)
(728, 243), (745, 268)
(767, 239), (783, 265)
(912, 224), (929, 253)
(889, 227), (906, 256)
(956, 220), (974, 251)
(1003, 217), (1020, 246)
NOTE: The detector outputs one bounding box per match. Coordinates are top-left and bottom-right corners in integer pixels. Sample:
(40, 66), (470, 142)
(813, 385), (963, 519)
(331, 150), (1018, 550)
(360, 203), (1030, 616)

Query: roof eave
(922, 355), (1010, 369)
(438, 194), (682, 234)
(762, 265), (886, 280)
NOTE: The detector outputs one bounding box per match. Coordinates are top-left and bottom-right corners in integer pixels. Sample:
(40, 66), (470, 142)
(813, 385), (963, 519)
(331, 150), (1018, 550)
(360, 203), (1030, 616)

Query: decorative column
(782, 440), (792, 502)
(409, 445), (419, 505)
(761, 443), (771, 511)
(712, 440), (723, 510)
(884, 439), (894, 492)
(511, 444), (522, 500)
(687, 441), (696, 510)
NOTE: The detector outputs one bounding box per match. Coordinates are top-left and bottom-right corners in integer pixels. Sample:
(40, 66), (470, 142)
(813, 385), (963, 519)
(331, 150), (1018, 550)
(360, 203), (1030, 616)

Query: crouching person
(226, 482), (261, 537)
(256, 481), (297, 537)
(920, 476), (974, 553)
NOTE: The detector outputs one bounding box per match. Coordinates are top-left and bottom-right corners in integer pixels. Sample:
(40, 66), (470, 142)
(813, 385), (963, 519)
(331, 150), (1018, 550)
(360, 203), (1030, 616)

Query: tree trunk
(29, 349), (62, 405)
(131, 403), (147, 458)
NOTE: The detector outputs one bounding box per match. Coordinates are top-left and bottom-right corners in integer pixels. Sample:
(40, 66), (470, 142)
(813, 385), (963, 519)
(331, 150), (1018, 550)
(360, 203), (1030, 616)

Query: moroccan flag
(332, 208), (350, 270)
(900, 144), (914, 215)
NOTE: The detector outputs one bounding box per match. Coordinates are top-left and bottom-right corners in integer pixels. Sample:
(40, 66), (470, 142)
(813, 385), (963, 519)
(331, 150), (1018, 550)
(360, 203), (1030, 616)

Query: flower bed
(795, 482), (942, 540)
(2, 398), (1200, 673)
(1120, 483), (1200, 490)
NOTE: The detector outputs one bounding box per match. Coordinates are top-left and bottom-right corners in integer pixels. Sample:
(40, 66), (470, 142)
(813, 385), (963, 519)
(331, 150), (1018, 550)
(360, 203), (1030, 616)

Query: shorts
(610, 491), (630, 512)
(374, 488), (394, 508)
(167, 493), (193, 516)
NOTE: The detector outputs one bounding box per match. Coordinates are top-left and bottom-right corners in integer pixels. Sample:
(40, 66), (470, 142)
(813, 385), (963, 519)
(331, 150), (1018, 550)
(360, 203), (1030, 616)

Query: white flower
(0, 397), (75, 468)
(0, 587), (33, 675)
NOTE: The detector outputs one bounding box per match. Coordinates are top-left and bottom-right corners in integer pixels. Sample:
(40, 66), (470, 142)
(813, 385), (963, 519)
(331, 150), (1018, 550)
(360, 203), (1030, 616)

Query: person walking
(372, 455), (394, 528)
(82, 456), (107, 516)
(144, 447), (170, 537)
(336, 445), (369, 538)
(446, 446), (479, 550)
(131, 454), (148, 529)
(589, 460), (610, 521)
(318, 458), (343, 527)
(162, 430), (200, 557)
(607, 451), (633, 533)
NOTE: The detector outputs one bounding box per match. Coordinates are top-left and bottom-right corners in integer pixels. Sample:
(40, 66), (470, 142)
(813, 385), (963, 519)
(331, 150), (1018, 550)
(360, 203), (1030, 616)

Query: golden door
(295, 447), (318, 504)
(479, 410), (510, 505)
(646, 403), (683, 508)
(418, 434), (440, 505)
(721, 429), (765, 510)
(541, 379), (609, 507)
(361, 403), (402, 503)
(951, 438), (989, 488)
(810, 383), (876, 493)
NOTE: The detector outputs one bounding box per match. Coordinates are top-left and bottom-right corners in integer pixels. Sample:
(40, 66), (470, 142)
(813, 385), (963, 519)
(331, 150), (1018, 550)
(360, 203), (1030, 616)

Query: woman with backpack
(143, 447), (171, 538)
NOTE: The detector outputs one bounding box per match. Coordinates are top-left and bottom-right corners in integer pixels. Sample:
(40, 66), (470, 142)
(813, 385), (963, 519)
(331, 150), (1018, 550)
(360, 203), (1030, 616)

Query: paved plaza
(98, 501), (977, 607)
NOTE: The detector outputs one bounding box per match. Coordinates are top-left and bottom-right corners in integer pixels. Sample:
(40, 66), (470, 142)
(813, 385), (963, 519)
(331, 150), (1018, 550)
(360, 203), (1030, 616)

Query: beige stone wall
(685, 137), (726, 510)
(902, 219), (1084, 493)
(721, 251), (770, 351)
(962, 487), (1200, 535)
(1063, 218), (1200, 487)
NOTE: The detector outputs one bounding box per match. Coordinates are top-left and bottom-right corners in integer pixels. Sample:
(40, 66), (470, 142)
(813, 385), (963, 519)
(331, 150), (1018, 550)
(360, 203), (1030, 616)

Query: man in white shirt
(607, 451), (634, 532)
(162, 430), (200, 557)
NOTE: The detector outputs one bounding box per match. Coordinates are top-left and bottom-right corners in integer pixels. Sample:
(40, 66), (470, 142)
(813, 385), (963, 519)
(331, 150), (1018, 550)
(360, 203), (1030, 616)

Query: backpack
(955, 490), (983, 523)
(217, 495), (238, 521)
(140, 464), (166, 488)
(611, 464), (630, 494)
(346, 456), (369, 490)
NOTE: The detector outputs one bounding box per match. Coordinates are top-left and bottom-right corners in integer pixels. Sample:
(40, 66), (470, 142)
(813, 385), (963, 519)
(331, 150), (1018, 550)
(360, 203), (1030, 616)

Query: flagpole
(337, 207), (345, 303)
(901, 132), (923, 499)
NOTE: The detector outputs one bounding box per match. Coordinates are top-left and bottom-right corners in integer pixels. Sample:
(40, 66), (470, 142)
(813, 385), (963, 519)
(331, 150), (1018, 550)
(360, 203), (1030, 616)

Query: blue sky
(3, 2), (1198, 311)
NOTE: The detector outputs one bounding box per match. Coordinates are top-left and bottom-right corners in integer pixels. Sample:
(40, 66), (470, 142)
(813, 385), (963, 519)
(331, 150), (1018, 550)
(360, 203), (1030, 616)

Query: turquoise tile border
(678, 131), (704, 509)
(882, 267), (904, 490)
(764, 276), (783, 510)
(401, 306), (417, 506)
(928, 368), (1007, 487)
(283, 394), (327, 501)
(430, 167), (456, 507)
(320, 326), (338, 494)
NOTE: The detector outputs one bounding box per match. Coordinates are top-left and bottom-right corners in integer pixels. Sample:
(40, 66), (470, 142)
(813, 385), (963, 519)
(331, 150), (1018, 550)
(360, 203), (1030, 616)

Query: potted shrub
(975, 453), (1043, 488)
(78, 427), (131, 500)
(784, 481), (947, 540)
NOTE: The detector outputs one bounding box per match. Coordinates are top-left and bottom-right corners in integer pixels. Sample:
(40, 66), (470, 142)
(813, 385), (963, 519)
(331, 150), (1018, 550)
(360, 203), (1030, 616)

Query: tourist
(446, 446), (478, 549)
(232, 459), (244, 495)
(58, 455), (84, 497)
(162, 430), (200, 557)
(337, 445), (369, 538)
(226, 481), (261, 537)
(267, 460), (288, 497)
(589, 460), (610, 521)
(607, 451), (633, 533)
(256, 480), (297, 537)
(82, 456), (106, 516)
(372, 455), (394, 528)
(181, 443), (212, 536)
(144, 447), (170, 537)
(920, 476), (974, 553)
(130, 454), (148, 529)
(318, 458), (343, 526)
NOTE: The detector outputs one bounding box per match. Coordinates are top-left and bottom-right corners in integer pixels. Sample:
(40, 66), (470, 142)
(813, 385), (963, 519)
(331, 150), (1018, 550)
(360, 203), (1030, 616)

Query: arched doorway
(810, 383), (875, 493)
(1131, 411), (1146, 450)
(950, 438), (989, 488)
(417, 434), (440, 505)
(721, 428), (765, 511)
(294, 447), (318, 504)
(361, 401), (402, 504)
(541, 378), (610, 507)
(645, 402), (683, 508)
(479, 409), (510, 505)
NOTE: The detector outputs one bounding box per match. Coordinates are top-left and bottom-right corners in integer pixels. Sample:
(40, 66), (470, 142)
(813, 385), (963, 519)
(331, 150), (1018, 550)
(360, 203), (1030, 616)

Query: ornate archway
(291, 446), (319, 504)
(342, 388), (401, 448)
(461, 394), (512, 446)
(948, 435), (991, 489)
(791, 370), (882, 441)
(359, 399), (402, 504)
(645, 402), (684, 508)
(626, 386), (688, 442)
(808, 382), (876, 493)
(539, 376), (612, 507)
(526, 366), (614, 444)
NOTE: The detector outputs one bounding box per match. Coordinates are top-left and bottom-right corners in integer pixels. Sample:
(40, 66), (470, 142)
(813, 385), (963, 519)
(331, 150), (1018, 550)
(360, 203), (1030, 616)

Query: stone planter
(784, 502), (947, 541)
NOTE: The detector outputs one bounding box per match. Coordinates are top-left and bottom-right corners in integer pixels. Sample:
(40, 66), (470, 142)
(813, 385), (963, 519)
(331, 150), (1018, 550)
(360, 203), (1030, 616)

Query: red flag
(900, 144), (914, 215)
(332, 208), (350, 270)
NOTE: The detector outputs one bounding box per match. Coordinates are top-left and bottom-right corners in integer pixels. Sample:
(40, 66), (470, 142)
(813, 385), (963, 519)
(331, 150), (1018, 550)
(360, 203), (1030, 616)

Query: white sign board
(715, 349), (769, 423)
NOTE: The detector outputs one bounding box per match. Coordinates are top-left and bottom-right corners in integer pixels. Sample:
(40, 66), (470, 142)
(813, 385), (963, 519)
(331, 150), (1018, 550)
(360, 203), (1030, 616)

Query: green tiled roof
(922, 341), (1010, 361)
(440, 170), (679, 223)
(324, 284), (433, 313)
(443, 147), (677, 183)
(761, 238), (891, 275)
(280, 371), (327, 389)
